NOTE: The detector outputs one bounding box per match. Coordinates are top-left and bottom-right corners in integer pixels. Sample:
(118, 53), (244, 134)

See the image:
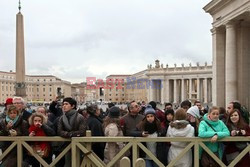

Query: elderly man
(13, 96), (31, 122)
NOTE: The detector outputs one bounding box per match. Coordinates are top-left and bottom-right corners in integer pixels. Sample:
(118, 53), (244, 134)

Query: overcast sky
(0, 0), (212, 83)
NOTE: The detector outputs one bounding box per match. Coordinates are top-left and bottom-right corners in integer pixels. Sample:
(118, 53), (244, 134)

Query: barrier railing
(0, 131), (249, 167)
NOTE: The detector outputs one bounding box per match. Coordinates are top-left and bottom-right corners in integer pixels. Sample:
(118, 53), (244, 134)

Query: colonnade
(149, 77), (212, 105)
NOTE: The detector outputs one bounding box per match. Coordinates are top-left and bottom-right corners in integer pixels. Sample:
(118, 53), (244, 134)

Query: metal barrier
(0, 131), (249, 167)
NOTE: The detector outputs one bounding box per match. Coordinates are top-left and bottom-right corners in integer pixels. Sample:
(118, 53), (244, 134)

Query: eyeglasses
(13, 102), (23, 105)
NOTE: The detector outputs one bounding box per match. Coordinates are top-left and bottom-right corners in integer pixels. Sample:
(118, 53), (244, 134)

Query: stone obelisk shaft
(15, 11), (26, 97)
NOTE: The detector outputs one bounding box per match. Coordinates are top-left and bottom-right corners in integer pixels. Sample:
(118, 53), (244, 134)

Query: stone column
(204, 78), (208, 103)
(161, 79), (165, 104)
(176, 80), (181, 103)
(148, 80), (154, 102)
(181, 79), (186, 101)
(174, 79), (177, 103)
(165, 79), (170, 102)
(189, 79), (192, 100)
(197, 78), (200, 101)
(211, 27), (225, 107)
(208, 78), (212, 103)
(238, 22), (250, 110)
(225, 22), (237, 105)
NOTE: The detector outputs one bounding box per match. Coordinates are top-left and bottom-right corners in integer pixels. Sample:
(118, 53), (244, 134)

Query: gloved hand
(9, 129), (17, 136)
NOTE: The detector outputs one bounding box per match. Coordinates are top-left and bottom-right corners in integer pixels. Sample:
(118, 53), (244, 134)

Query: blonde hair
(209, 106), (220, 113)
(28, 112), (47, 125)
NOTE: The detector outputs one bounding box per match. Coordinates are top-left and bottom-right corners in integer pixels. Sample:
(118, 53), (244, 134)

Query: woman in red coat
(225, 108), (250, 166)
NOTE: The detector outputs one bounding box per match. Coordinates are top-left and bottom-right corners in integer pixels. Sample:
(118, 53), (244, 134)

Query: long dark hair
(226, 109), (248, 130)
(103, 117), (121, 131)
(137, 115), (161, 133)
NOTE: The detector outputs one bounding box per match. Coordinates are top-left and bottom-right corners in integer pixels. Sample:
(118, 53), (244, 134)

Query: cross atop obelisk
(15, 0), (26, 97)
(18, 0), (21, 12)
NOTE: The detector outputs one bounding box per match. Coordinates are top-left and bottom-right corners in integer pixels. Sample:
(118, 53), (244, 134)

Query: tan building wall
(126, 70), (148, 103)
(104, 75), (130, 103)
(0, 71), (71, 104)
(71, 83), (86, 104)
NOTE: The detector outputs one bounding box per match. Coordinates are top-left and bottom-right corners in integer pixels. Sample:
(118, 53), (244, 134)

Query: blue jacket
(198, 114), (230, 159)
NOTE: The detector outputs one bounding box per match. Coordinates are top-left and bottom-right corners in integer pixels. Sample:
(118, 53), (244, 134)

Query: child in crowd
(103, 106), (124, 167)
(0, 105), (29, 167)
(137, 105), (162, 167)
(167, 108), (194, 167)
(225, 109), (250, 166)
(198, 106), (230, 167)
(27, 112), (51, 166)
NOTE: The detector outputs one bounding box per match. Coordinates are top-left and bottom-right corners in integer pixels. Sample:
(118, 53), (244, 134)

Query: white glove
(9, 129), (17, 136)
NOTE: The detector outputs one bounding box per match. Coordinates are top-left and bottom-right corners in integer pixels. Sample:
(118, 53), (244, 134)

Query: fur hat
(5, 98), (13, 106)
(109, 106), (120, 118)
(144, 105), (155, 115)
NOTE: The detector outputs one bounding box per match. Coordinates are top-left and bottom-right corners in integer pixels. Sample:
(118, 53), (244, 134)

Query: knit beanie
(108, 106), (120, 118)
(63, 97), (77, 109)
(187, 106), (201, 119)
(144, 105), (155, 116)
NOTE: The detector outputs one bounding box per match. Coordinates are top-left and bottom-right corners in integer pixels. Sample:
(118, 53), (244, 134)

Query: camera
(236, 130), (243, 136)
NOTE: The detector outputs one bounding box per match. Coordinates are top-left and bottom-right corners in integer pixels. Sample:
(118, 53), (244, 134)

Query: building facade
(71, 83), (86, 104)
(146, 60), (213, 105)
(204, 0), (250, 109)
(0, 71), (71, 104)
(103, 75), (130, 103)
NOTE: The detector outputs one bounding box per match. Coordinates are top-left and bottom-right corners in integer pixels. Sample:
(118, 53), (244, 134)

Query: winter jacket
(224, 124), (250, 166)
(29, 125), (50, 155)
(0, 115), (29, 167)
(120, 113), (144, 137)
(57, 112), (87, 138)
(87, 115), (105, 160)
(198, 113), (230, 159)
(167, 120), (194, 167)
(104, 123), (124, 167)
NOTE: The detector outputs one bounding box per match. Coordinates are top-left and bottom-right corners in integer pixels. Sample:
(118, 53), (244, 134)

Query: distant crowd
(0, 97), (249, 167)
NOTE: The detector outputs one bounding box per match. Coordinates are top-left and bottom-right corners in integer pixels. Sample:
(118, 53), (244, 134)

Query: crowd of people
(0, 97), (249, 167)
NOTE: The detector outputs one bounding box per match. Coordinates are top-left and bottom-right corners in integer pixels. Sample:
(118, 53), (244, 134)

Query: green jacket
(198, 114), (230, 159)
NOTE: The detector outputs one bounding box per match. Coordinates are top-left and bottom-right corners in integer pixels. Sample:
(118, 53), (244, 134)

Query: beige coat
(104, 123), (124, 166)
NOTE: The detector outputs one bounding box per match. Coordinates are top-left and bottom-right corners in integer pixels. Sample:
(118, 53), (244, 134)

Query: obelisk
(15, 0), (26, 97)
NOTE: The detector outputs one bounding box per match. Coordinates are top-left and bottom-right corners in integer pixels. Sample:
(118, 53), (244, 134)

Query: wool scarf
(62, 109), (77, 131)
(144, 121), (158, 134)
(5, 115), (19, 126)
